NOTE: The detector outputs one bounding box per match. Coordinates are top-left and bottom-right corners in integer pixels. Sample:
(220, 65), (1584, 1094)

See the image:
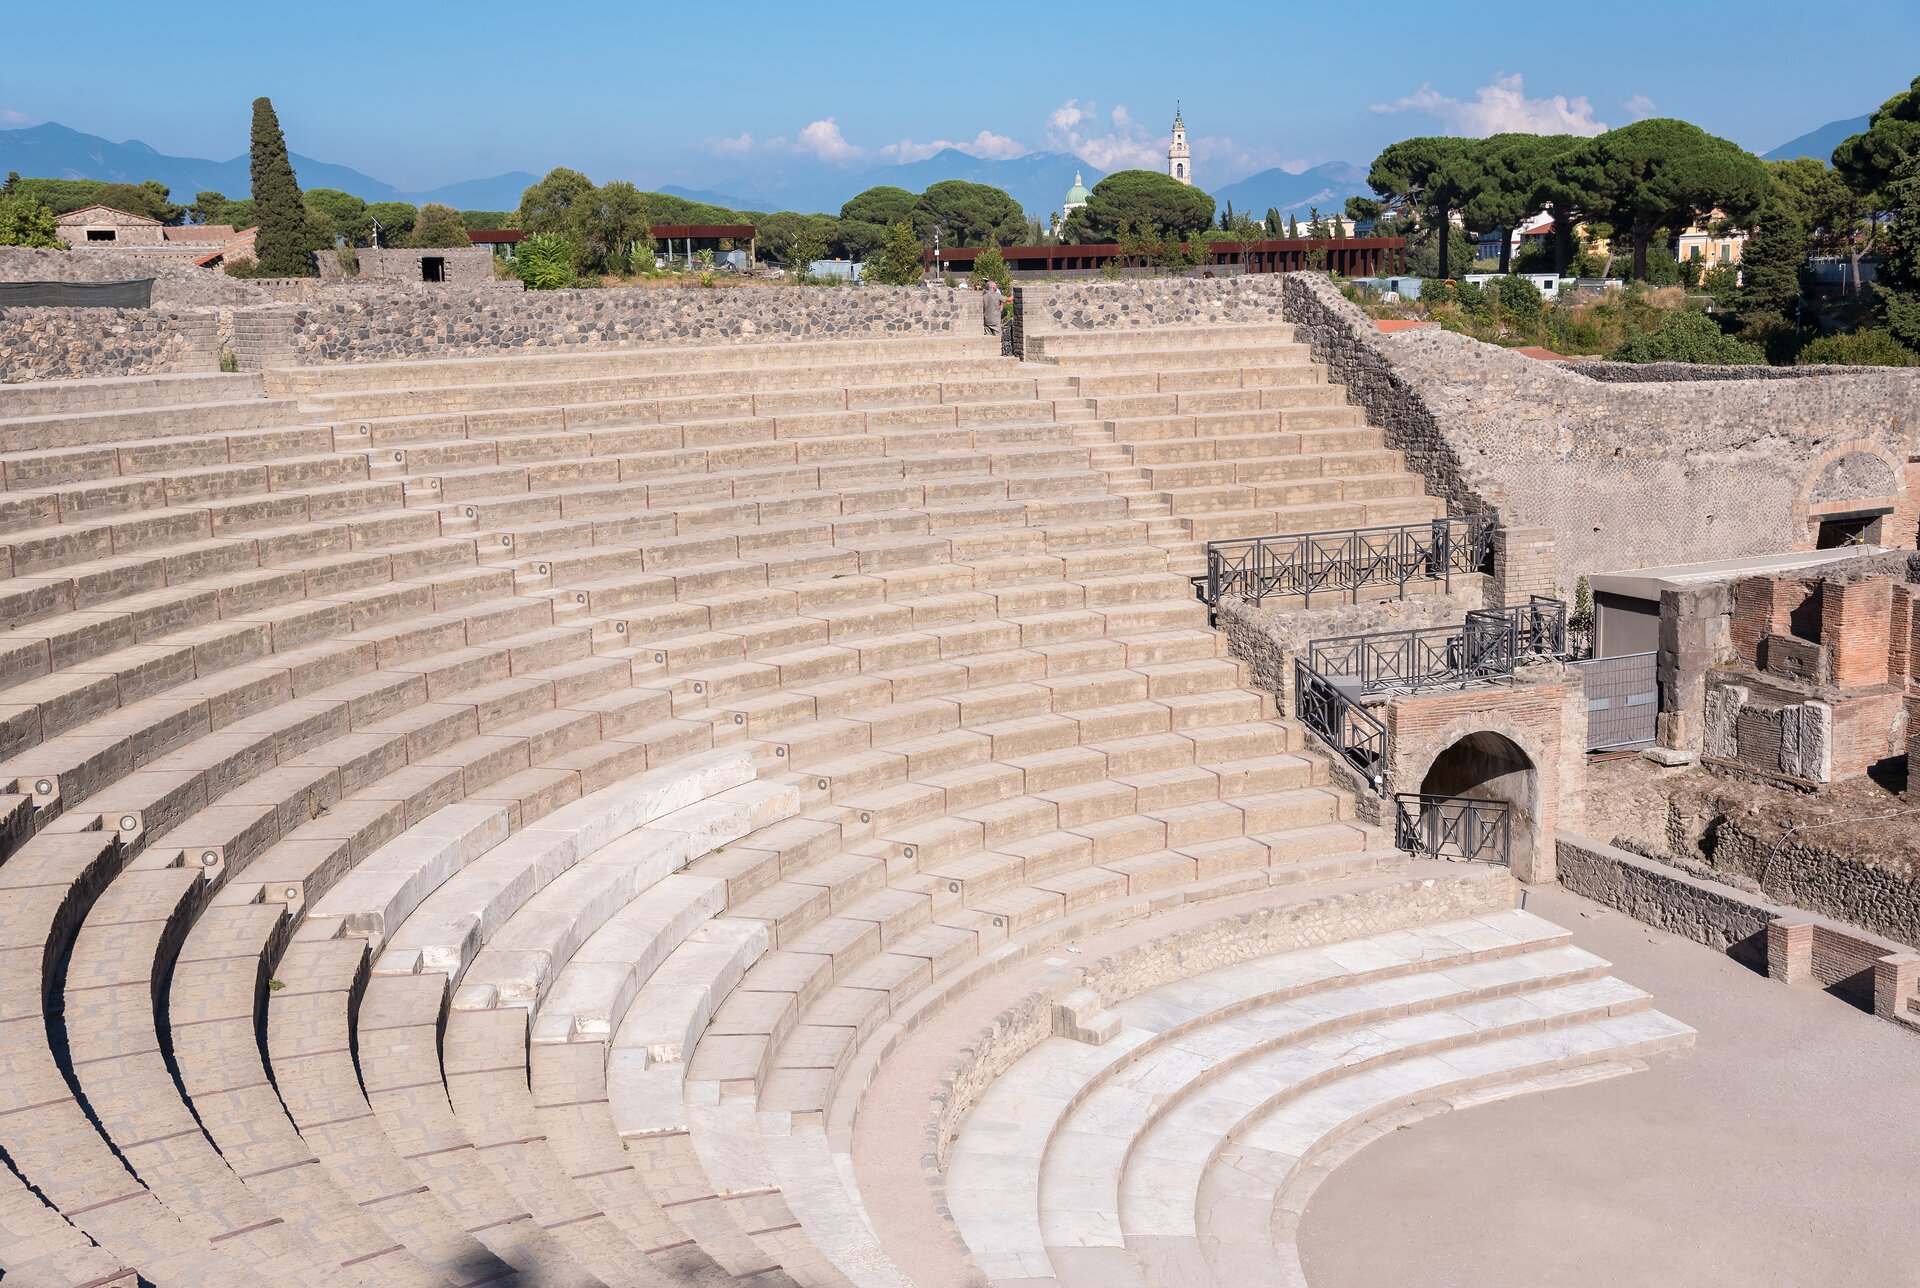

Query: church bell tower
(1168, 101), (1191, 186)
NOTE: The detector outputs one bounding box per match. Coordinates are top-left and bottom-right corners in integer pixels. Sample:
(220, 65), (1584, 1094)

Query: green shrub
(1610, 308), (1764, 364)
(969, 245), (1012, 296)
(405, 203), (471, 248)
(1794, 329), (1920, 367)
(865, 221), (923, 286)
(0, 194), (60, 247)
(512, 233), (577, 290)
(1494, 274), (1543, 322)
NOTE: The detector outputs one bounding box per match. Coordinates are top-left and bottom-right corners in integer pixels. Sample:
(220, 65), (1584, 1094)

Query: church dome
(1064, 172), (1089, 205)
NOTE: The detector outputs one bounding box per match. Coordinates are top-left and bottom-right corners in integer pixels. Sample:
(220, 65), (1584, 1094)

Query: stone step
(0, 371), (266, 419)
(0, 399), (316, 454)
(0, 831), (277, 1288)
(170, 903), (453, 1287)
(942, 909), (1674, 1286)
(1025, 322), (1299, 358)
(269, 937), (531, 1285)
(353, 972), (617, 1286)
(1108, 982), (1686, 1288)
(267, 334), (1005, 396)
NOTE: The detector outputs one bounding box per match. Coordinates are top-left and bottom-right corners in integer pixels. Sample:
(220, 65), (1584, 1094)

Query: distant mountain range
(673, 152), (1374, 226)
(1212, 161), (1371, 225)
(51, 112), (1875, 232)
(0, 122), (537, 210)
(1762, 115), (1870, 164)
(671, 149), (1109, 219)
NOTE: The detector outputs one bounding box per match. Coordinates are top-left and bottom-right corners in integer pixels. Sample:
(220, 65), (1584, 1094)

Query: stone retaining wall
(1669, 798), (1920, 946)
(272, 285), (982, 365)
(0, 245), (267, 308)
(1574, 361), (1880, 383)
(1556, 833), (1774, 964)
(1276, 273), (1920, 592)
(1015, 276), (1289, 342)
(1557, 832), (1917, 1015)
(0, 307), (220, 383)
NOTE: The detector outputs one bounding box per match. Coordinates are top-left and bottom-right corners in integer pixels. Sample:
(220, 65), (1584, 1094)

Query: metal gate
(1573, 651), (1657, 750)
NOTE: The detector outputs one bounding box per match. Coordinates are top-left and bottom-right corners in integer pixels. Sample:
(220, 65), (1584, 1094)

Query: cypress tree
(250, 96), (313, 276)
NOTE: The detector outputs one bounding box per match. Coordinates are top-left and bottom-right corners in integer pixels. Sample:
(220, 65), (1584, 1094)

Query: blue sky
(5, 0), (1914, 189)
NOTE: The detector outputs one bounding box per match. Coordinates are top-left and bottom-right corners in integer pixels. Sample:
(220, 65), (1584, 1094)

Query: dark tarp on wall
(0, 279), (155, 308)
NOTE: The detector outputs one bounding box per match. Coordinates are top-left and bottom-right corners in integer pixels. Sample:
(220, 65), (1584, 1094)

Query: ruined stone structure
(54, 204), (169, 247)
(0, 272), (1719, 1287)
(1703, 569), (1913, 784)
(344, 246), (497, 284)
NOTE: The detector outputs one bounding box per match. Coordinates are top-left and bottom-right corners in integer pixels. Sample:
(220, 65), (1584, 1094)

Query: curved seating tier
(0, 324), (1683, 1287)
(943, 908), (1694, 1286)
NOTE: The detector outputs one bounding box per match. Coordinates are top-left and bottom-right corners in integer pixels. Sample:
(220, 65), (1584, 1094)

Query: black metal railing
(1393, 793), (1512, 865)
(1294, 657), (1386, 783)
(1202, 515), (1495, 608)
(1306, 596), (1570, 695)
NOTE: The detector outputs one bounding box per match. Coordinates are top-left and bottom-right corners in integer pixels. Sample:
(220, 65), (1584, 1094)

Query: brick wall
(1492, 526), (1557, 607)
(1822, 578), (1893, 689)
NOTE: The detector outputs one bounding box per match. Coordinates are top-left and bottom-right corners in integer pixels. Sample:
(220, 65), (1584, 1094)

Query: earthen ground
(1299, 882), (1920, 1288)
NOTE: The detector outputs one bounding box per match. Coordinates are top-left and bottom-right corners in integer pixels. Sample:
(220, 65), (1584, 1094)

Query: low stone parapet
(1557, 832), (1919, 1020)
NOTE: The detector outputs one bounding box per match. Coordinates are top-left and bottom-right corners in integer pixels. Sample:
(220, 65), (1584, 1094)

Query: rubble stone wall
(276, 285), (983, 364)
(0, 307), (220, 382)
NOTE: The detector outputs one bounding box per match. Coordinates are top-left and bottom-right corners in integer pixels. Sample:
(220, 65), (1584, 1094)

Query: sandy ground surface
(1298, 882), (1920, 1288)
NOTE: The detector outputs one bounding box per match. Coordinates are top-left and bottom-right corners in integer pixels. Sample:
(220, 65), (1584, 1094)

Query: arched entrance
(1415, 730), (1540, 871)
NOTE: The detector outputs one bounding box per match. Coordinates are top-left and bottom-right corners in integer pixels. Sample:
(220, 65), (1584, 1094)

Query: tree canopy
(866, 221), (924, 285)
(249, 96), (316, 276)
(406, 202), (472, 248)
(305, 188), (370, 245)
(1079, 170), (1215, 242)
(1362, 136), (1478, 277)
(1833, 75), (1920, 201)
(1565, 118), (1768, 280)
(366, 201), (416, 245)
(840, 185), (916, 227)
(911, 180), (1025, 248)
(0, 194), (60, 247)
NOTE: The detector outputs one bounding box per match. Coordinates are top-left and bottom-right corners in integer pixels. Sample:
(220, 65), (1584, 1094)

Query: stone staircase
(1023, 322), (1444, 578)
(0, 325), (1682, 1288)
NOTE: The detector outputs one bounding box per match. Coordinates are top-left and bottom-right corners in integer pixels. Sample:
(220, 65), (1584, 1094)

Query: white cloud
(1045, 99), (1164, 171)
(877, 129), (1028, 164)
(728, 120), (1027, 166)
(1624, 94), (1657, 120)
(0, 108), (34, 128)
(793, 118), (863, 162)
(1371, 73), (1607, 137)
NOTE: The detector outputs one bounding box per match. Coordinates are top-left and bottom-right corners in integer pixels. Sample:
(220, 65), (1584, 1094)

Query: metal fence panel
(1573, 651), (1657, 750)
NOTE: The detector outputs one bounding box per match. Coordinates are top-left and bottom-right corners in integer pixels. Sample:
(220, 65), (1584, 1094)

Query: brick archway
(1418, 729), (1540, 872)
(1383, 689), (1573, 884)
(1794, 440), (1908, 549)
